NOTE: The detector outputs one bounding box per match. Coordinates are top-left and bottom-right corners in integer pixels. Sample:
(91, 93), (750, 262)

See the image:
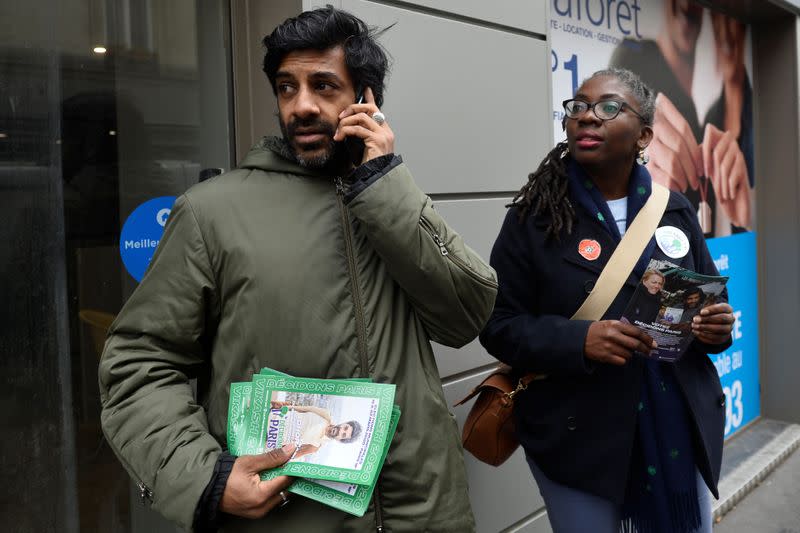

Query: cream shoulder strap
(571, 183), (670, 321)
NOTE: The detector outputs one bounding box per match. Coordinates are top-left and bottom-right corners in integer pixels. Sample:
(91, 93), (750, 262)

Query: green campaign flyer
(227, 371), (400, 516)
(242, 373), (396, 486)
(287, 405), (400, 516)
(226, 381), (252, 454)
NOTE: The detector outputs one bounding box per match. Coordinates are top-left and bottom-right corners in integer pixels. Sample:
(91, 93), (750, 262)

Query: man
(623, 269), (666, 326)
(268, 400), (362, 460)
(671, 287), (706, 333)
(99, 6), (496, 532)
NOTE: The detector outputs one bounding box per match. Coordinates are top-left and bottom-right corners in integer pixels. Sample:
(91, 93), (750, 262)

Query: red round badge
(578, 239), (601, 261)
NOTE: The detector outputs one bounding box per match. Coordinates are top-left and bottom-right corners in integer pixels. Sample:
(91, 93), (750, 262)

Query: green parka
(99, 139), (498, 532)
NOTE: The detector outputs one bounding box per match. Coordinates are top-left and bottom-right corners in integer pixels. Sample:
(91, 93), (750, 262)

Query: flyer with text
(621, 259), (728, 361)
(241, 374), (395, 486)
(227, 379), (400, 516)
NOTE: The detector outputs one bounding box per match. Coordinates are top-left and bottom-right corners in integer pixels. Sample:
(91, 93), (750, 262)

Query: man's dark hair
(262, 6), (391, 107)
(339, 420), (362, 443)
(683, 287), (705, 302)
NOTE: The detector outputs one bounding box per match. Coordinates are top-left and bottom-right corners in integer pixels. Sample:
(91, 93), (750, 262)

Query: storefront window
(1, 1), (233, 530)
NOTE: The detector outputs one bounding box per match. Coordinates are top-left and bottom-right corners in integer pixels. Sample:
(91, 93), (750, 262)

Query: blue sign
(119, 196), (177, 282)
(706, 232), (760, 438)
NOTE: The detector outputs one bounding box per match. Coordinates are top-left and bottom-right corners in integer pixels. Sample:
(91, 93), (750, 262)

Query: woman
(625, 269), (666, 325)
(479, 68), (735, 533)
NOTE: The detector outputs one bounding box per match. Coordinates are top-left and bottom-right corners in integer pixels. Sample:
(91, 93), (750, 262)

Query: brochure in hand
(285, 405), (400, 517)
(226, 368), (399, 516)
(620, 258), (728, 362)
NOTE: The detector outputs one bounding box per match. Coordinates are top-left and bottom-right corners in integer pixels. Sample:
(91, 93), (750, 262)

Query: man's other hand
(334, 86), (395, 165)
(219, 444), (296, 519)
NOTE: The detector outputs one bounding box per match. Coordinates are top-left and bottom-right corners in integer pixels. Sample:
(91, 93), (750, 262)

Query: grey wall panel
(443, 370), (547, 533)
(429, 198), (511, 377)
(754, 16), (800, 423)
(376, 0), (548, 35)
(435, 339), (494, 379)
(340, 0), (552, 194)
(506, 515), (553, 533)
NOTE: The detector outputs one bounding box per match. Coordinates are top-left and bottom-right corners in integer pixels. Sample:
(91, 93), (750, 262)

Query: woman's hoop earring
(636, 148), (649, 165)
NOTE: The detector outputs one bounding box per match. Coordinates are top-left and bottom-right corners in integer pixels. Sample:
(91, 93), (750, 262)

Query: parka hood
(239, 136), (326, 178)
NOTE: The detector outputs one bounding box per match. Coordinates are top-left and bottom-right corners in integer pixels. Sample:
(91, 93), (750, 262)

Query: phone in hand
(344, 88), (366, 166)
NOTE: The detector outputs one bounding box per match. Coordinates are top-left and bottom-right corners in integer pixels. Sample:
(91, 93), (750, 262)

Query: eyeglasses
(562, 99), (645, 121)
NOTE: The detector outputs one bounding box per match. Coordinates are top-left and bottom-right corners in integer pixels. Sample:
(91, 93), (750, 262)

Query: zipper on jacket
(137, 481), (154, 505)
(101, 426), (154, 506)
(373, 483), (385, 532)
(335, 177), (370, 378)
(419, 215), (498, 289)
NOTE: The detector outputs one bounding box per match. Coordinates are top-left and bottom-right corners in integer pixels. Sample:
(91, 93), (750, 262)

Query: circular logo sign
(119, 196), (177, 282)
(654, 225), (690, 259)
(578, 239), (602, 261)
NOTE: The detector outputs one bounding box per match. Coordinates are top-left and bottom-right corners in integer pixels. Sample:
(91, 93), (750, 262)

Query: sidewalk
(715, 446), (800, 531)
(713, 419), (800, 532)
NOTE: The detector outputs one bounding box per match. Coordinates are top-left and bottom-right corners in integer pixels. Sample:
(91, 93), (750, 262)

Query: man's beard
(280, 116), (347, 169)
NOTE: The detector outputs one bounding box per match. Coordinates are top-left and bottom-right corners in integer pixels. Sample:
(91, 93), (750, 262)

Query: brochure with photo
(286, 405), (400, 516)
(227, 370), (400, 516)
(621, 258), (729, 362)
(241, 373), (396, 486)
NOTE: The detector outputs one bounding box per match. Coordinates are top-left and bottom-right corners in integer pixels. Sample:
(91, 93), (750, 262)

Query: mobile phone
(344, 88), (366, 166)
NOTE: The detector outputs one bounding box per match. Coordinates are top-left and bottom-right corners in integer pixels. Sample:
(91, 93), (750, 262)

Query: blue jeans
(526, 456), (713, 533)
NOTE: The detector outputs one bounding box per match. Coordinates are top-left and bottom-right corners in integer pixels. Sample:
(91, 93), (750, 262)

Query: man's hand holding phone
(334, 87), (395, 166)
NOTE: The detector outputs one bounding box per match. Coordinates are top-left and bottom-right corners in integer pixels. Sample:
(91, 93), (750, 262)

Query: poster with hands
(551, 0), (754, 236)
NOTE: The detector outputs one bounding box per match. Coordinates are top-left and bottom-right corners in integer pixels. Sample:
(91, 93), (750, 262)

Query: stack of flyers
(226, 367), (401, 517)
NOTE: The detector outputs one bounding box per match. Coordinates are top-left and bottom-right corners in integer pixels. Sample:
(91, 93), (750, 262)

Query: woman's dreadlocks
(508, 141), (575, 240)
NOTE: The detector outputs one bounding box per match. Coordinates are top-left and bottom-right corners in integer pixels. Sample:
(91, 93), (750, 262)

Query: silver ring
(278, 490), (291, 508)
(371, 111), (386, 125)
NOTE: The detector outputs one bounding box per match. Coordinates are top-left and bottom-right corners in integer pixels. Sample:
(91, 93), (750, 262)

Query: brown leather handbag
(454, 366), (538, 466)
(455, 184), (670, 467)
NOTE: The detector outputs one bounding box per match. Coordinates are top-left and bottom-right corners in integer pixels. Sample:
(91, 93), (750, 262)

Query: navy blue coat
(479, 191), (730, 505)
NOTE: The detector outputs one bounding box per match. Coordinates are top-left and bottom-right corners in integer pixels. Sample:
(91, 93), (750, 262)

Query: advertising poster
(550, 0), (759, 436)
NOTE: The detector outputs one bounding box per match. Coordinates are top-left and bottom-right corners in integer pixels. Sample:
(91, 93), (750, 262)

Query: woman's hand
(692, 302), (735, 345)
(585, 320), (657, 366)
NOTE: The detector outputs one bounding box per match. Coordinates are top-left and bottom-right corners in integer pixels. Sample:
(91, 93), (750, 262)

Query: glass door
(0, 1), (233, 530)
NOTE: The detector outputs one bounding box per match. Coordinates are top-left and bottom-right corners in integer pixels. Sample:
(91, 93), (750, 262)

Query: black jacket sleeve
(480, 209), (594, 375)
(193, 452), (236, 532)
